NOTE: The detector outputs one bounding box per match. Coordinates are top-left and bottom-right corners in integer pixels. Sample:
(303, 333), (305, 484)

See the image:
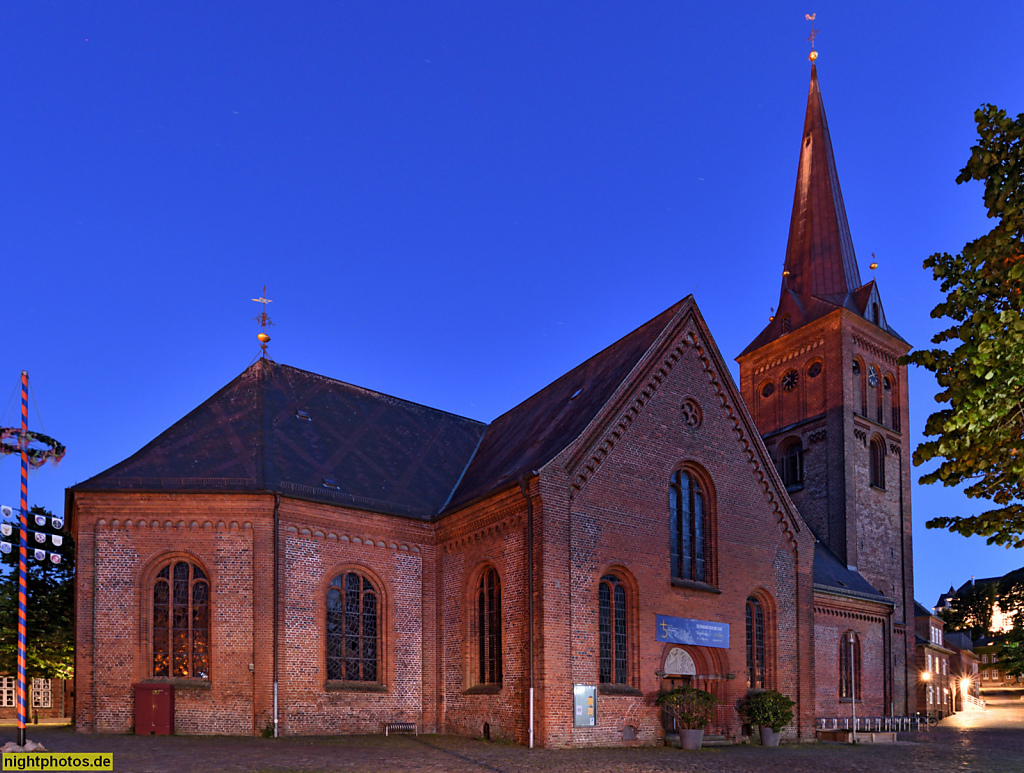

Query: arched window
(781, 314), (792, 334)
(599, 574), (628, 685)
(152, 560), (209, 679)
(839, 631), (861, 699)
(870, 437), (886, 489)
(781, 441), (804, 490)
(745, 596), (766, 689)
(477, 567), (502, 685)
(670, 470), (709, 584)
(852, 359), (865, 416)
(327, 571), (379, 682)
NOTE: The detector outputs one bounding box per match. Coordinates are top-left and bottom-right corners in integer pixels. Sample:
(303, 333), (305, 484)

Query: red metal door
(134, 683), (174, 735)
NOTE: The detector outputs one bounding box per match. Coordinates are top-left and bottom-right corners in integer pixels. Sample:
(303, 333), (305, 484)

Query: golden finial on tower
(806, 13), (819, 61)
(252, 286), (275, 359)
(870, 253), (879, 272)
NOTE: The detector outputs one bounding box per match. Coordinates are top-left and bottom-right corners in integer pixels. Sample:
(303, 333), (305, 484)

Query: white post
(850, 633), (857, 744)
(273, 681), (279, 738)
(529, 687), (534, 749)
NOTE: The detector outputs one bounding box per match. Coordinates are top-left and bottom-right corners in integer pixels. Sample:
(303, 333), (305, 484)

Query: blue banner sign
(656, 614), (729, 649)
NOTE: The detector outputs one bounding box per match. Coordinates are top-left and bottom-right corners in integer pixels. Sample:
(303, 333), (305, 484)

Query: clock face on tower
(782, 370), (799, 392)
(868, 366), (879, 388)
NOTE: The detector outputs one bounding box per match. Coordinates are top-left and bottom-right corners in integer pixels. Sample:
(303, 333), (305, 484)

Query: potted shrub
(655, 686), (717, 750)
(739, 689), (795, 747)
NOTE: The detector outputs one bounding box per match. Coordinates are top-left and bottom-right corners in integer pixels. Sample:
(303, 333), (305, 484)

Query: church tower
(736, 63), (916, 714)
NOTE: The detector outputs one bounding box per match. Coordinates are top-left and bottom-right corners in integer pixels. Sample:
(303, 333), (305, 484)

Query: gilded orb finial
(252, 286), (275, 360)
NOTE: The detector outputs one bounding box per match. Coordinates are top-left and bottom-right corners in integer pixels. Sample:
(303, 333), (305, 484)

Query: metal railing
(816, 716), (926, 732)
(963, 694), (986, 709)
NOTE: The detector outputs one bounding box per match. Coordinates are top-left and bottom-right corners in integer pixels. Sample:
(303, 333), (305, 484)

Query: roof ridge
(271, 361), (487, 426)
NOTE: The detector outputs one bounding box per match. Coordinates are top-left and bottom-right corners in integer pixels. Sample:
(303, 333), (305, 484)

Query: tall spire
(781, 63), (861, 302)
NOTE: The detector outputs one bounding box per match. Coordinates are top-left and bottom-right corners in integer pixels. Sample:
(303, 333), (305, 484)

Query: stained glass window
(326, 572), (378, 682)
(745, 597), (766, 689)
(670, 470), (708, 583)
(152, 561), (209, 679)
(477, 568), (502, 685)
(598, 575), (628, 684)
(839, 632), (861, 699)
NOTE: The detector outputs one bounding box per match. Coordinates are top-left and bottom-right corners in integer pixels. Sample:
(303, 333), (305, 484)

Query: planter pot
(759, 727), (781, 747)
(678, 728), (704, 750)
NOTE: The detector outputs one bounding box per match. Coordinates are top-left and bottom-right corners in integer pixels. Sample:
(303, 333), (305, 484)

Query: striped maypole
(17, 371), (29, 746)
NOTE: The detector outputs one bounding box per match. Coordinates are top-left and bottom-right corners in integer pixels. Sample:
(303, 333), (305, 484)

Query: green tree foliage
(998, 625), (1024, 679)
(0, 506), (74, 679)
(938, 582), (996, 639)
(904, 104), (1024, 547)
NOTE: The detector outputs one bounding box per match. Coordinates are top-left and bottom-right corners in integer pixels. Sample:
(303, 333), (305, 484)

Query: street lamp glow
(960, 678), (971, 692)
(921, 671), (931, 681)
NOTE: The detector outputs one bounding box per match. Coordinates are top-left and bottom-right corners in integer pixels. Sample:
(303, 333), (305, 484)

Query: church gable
(559, 298), (804, 548)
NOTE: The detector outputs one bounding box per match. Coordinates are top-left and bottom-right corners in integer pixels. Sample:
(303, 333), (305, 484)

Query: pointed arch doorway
(660, 644), (730, 738)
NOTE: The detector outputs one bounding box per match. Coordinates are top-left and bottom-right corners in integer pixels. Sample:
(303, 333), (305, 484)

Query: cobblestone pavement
(3, 693), (1022, 773)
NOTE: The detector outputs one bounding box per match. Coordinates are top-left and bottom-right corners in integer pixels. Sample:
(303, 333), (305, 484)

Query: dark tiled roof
(915, 600), (939, 619)
(446, 300), (685, 510)
(72, 361), (487, 519)
(813, 541), (892, 604)
(73, 298), (691, 520)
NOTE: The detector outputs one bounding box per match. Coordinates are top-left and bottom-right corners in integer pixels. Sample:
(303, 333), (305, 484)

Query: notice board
(573, 684), (596, 727)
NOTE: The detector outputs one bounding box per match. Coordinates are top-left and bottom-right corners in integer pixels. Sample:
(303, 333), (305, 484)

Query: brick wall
(546, 321), (816, 745)
(813, 595), (891, 717)
(737, 308), (917, 719)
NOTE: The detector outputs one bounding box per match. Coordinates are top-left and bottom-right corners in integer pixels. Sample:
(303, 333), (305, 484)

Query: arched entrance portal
(660, 645), (730, 738)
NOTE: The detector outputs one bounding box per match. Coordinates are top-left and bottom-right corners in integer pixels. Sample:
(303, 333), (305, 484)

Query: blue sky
(1, 2), (1022, 610)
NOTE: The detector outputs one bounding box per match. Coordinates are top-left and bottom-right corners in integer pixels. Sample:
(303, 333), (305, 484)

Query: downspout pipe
(519, 474), (536, 749)
(273, 492), (281, 737)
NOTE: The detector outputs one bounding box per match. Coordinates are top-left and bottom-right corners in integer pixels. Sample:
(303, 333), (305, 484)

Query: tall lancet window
(598, 574), (628, 685)
(476, 567), (502, 685)
(670, 469), (710, 584)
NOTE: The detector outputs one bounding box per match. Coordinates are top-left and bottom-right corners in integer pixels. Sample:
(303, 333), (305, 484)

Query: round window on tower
(808, 361), (823, 379)
(782, 370), (799, 392)
(761, 382), (775, 398)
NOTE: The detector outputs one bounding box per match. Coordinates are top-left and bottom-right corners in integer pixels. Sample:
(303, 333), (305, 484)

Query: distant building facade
(914, 603), (953, 718)
(0, 677), (72, 722)
(976, 638), (1022, 688)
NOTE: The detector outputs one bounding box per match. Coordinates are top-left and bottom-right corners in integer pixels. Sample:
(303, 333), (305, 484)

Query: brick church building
(67, 63), (915, 744)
